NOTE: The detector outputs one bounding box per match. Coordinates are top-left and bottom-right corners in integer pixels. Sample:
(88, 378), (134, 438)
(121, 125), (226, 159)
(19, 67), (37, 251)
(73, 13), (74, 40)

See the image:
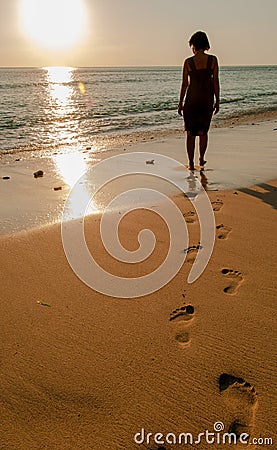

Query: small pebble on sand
(34, 170), (44, 178)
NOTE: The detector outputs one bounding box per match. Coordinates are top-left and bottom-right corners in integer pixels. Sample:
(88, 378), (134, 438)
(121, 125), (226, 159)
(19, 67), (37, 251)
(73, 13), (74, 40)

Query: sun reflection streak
(44, 66), (75, 115)
(53, 151), (101, 220)
(43, 66), (80, 145)
(46, 66), (74, 84)
(45, 67), (101, 219)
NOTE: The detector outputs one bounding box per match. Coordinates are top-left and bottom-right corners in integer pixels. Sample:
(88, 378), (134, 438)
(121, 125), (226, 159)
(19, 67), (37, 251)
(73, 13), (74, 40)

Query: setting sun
(19, 0), (86, 50)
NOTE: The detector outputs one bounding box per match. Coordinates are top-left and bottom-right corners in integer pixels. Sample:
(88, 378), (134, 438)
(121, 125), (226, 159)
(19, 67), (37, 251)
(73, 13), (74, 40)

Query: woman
(178, 31), (219, 171)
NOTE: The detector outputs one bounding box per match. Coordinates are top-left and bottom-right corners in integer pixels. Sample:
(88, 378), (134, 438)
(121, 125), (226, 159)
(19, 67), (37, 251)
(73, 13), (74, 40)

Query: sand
(0, 121), (277, 449)
(1, 115), (277, 234)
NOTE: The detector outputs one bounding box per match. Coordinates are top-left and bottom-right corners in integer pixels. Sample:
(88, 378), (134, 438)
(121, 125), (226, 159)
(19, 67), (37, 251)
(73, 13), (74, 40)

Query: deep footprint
(183, 244), (203, 264)
(219, 373), (258, 439)
(175, 331), (190, 346)
(221, 268), (243, 294)
(212, 200), (223, 211)
(170, 304), (195, 347)
(170, 304), (195, 322)
(183, 211), (196, 223)
(216, 224), (232, 240)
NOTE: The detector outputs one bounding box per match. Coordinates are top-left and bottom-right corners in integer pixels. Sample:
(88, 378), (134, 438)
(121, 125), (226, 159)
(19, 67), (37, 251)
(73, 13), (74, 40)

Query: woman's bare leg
(199, 134), (208, 166)
(186, 132), (196, 170)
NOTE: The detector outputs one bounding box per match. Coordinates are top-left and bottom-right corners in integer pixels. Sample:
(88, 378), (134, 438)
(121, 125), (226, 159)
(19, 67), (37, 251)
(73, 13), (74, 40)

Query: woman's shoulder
(208, 54), (219, 68)
(183, 56), (194, 69)
(209, 54), (218, 62)
(184, 56), (194, 63)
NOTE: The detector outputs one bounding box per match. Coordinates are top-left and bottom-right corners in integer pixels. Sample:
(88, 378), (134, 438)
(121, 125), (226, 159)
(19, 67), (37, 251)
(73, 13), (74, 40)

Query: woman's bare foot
(199, 159), (207, 169)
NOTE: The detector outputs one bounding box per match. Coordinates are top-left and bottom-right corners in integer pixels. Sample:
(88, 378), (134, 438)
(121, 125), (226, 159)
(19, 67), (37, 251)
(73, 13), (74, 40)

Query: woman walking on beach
(178, 31), (220, 171)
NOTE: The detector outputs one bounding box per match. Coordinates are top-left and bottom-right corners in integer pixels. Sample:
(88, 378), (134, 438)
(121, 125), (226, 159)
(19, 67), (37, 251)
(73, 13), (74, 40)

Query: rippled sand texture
(1, 174), (276, 449)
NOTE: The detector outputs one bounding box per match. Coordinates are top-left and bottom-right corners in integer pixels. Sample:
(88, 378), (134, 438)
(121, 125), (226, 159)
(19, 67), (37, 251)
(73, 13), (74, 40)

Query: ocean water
(0, 65), (276, 154)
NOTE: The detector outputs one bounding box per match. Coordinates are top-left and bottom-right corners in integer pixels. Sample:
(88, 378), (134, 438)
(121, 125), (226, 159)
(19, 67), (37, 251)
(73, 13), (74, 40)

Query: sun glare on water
(45, 66), (75, 113)
(19, 0), (86, 50)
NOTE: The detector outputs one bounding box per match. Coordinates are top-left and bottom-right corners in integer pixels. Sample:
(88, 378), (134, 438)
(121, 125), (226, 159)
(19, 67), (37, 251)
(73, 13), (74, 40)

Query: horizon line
(0, 64), (277, 69)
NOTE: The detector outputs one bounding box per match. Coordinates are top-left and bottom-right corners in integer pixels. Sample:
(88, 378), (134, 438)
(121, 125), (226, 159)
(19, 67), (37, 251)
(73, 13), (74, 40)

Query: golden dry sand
(1, 178), (276, 449)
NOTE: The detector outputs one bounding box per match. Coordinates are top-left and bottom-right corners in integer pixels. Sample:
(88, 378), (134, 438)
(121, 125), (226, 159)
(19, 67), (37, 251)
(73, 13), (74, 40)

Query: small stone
(15, 158), (20, 161)
(233, 191), (238, 195)
(186, 305), (194, 315)
(2, 176), (10, 180)
(86, 146), (91, 150)
(146, 159), (154, 165)
(34, 170), (44, 178)
(53, 186), (62, 191)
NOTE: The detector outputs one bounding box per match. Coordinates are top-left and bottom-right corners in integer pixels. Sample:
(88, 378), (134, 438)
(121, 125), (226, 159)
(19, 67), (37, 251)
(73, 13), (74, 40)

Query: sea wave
(1, 66), (276, 153)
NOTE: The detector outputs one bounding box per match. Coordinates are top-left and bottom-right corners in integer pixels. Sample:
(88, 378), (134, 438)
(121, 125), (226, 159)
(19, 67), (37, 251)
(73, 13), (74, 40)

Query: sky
(0, 0), (277, 67)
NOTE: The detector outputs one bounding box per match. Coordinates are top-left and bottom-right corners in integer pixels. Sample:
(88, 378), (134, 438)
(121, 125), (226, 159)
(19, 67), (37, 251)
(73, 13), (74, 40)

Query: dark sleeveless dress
(183, 54), (214, 136)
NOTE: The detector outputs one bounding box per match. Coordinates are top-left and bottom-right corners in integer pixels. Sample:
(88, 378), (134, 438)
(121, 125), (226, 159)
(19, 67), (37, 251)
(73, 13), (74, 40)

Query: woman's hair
(189, 31), (210, 51)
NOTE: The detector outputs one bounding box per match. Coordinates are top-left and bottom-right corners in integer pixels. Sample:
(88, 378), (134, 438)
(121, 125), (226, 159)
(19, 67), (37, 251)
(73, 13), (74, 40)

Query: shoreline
(1, 109), (277, 158)
(1, 114), (277, 235)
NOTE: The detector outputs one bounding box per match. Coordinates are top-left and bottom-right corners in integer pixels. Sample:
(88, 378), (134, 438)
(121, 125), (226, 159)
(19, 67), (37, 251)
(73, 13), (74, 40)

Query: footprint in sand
(212, 200), (223, 211)
(216, 224), (232, 240)
(183, 211), (196, 223)
(221, 269), (244, 294)
(219, 373), (258, 440)
(170, 304), (195, 346)
(183, 244), (203, 264)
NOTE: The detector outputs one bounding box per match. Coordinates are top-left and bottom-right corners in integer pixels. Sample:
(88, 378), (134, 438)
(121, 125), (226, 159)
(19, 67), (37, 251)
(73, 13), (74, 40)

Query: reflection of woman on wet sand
(178, 31), (220, 171)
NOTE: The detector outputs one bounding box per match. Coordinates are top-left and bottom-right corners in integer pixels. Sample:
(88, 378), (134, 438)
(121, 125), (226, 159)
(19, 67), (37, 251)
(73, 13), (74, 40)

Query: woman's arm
(178, 60), (189, 116)
(213, 56), (220, 114)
